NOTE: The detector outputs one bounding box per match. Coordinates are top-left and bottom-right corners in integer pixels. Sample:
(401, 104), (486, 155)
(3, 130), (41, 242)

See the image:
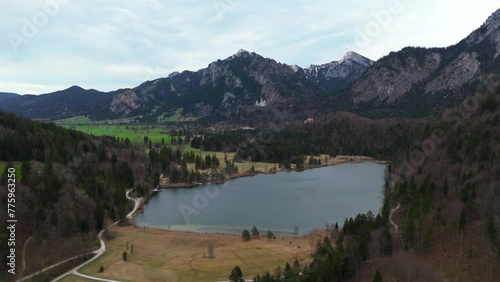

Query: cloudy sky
(0, 0), (498, 94)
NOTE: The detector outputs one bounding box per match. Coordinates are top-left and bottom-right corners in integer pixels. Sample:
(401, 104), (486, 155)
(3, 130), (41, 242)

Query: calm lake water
(135, 162), (386, 236)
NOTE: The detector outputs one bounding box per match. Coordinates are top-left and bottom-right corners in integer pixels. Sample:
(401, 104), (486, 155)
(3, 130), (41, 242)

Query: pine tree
(251, 226), (260, 238)
(373, 269), (383, 282)
(266, 230), (274, 241)
(381, 224), (393, 256)
(241, 230), (251, 241)
(486, 214), (497, 281)
(229, 266), (244, 282)
(459, 207), (467, 265)
(403, 215), (415, 252)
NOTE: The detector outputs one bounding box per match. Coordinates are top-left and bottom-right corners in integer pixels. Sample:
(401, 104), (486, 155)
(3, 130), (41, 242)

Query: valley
(0, 5), (499, 282)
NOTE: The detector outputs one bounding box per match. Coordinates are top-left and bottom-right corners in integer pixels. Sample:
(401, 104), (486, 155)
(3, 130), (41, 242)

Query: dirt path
(390, 203), (401, 234)
(125, 189), (143, 219)
(17, 189), (143, 282)
(51, 189), (143, 281)
(17, 252), (93, 282)
(152, 174), (164, 192)
(19, 236), (32, 278)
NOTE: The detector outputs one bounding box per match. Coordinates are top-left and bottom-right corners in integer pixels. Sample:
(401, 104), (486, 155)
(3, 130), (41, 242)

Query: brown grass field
(79, 226), (327, 282)
(59, 275), (96, 282)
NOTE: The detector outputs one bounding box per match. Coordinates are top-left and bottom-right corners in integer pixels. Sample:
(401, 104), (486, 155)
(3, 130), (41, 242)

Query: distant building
(304, 117), (314, 124)
(255, 97), (267, 107)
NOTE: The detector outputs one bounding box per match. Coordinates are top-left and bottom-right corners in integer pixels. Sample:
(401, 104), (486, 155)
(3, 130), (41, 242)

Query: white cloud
(0, 0), (498, 94)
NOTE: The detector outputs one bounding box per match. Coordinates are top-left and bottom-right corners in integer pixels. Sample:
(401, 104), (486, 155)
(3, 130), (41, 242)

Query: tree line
(0, 110), (151, 280)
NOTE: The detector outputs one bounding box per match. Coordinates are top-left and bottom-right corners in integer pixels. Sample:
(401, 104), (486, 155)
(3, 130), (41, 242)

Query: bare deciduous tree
(207, 241), (215, 259)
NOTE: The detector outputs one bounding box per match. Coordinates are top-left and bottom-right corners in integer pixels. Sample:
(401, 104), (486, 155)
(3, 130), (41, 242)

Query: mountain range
(1, 9), (499, 123)
(0, 92), (19, 101)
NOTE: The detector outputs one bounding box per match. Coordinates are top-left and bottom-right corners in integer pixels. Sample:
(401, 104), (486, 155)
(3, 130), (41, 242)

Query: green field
(62, 125), (279, 173)
(157, 108), (198, 122)
(64, 125), (174, 144)
(56, 111), (197, 125)
(0, 162), (22, 180)
(55, 116), (93, 124)
(55, 116), (139, 125)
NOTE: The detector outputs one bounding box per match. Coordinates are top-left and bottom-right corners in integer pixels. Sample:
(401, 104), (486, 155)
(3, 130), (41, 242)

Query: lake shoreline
(159, 155), (388, 189)
(129, 223), (331, 241)
(131, 158), (387, 237)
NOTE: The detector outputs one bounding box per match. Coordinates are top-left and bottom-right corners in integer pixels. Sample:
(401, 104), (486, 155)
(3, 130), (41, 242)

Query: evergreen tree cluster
(0, 111), (150, 277)
(250, 211), (392, 282)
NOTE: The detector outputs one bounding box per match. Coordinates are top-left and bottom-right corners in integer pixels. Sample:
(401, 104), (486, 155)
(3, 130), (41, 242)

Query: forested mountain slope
(0, 111), (151, 281)
(211, 84), (500, 281)
(350, 9), (500, 118)
(386, 83), (500, 280)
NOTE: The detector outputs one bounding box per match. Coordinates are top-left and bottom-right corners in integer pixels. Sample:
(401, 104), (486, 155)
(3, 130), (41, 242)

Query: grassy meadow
(59, 275), (96, 282)
(157, 108), (198, 122)
(55, 116), (137, 125)
(0, 161), (22, 180)
(64, 125), (174, 144)
(57, 123), (366, 175)
(80, 226), (320, 282)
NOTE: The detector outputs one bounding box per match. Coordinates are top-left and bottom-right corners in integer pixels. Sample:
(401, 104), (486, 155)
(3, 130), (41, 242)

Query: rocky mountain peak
(465, 8), (500, 47)
(479, 8), (500, 39)
(168, 71), (180, 78)
(485, 8), (500, 27)
(290, 51), (374, 91)
(230, 49), (256, 59)
(340, 51), (373, 66)
(235, 48), (250, 55)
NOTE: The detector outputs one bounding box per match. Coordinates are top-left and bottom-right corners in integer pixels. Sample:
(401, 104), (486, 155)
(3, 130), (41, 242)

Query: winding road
(390, 203), (401, 234)
(19, 236), (33, 278)
(17, 189), (143, 282)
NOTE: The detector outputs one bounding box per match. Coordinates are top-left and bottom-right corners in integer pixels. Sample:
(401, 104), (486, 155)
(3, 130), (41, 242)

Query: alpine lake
(135, 162), (386, 236)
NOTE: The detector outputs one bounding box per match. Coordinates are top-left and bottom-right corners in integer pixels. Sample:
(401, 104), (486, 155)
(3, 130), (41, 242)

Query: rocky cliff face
(107, 49), (327, 123)
(350, 8), (500, 116)
(2, 9), (499, 122)
(351, 50), (442, 103)
(424, 52), (481, 93)
(110, 89), (142, 115)
(465, 9), (500, 51)
(291, 51), (373, 91)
